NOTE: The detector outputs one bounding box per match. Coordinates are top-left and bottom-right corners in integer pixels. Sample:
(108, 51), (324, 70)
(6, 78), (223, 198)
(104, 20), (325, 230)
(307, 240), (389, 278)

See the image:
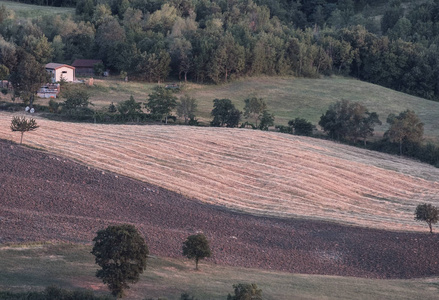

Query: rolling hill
(36, 76), (439, 141)
(1, 111), (438, 233)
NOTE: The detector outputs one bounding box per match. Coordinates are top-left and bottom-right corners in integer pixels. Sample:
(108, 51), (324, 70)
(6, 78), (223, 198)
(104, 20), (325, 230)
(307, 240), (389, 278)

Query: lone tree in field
(10, 116), (39, 145)
(227, 283), (263, 300)
(91, 224), (149, 298)
(415, 203), (439, 234)
(182, 233), (211, 270)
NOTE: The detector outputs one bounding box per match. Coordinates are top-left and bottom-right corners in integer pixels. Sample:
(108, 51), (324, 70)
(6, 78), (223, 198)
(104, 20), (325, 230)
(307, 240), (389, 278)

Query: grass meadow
(53, 76), (439, 141)
(1, 243), (439, 300)
(0, 1), (74, 18)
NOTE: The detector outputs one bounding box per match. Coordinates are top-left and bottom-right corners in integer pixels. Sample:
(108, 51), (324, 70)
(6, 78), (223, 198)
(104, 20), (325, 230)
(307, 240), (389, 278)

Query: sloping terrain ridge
(1, 138), (439, 279)
(0, 112), (438, 232)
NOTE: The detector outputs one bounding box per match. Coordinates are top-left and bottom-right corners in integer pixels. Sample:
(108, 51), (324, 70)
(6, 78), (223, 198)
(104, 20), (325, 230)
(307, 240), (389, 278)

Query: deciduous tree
(9, 49), (48, 107)
(415, 203), (439, 234)
(385, 110), (424, 155)
(258, 110), (274, 130)
(243, 97), (267, 127)
(146, 86), (177, 123)
(91, 224), (149, 298)
(227, 283), (263, 300)
(288, 118), (315, 136)
(177, 94), (197, 124)
(182, 233), (211, 270)
(63, 89), (92, 110)
(319, 100), (381, 143)
(211, 98), (241, 128)
(10, 116), (39, 145)
(117, 95), (143, 121)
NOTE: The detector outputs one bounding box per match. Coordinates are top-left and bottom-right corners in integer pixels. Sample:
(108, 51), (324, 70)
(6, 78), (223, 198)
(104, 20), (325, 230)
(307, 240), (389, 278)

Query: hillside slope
(43, 77), (439, 141)
(2, 138), (439, 279)
(1, 111), (438, 232)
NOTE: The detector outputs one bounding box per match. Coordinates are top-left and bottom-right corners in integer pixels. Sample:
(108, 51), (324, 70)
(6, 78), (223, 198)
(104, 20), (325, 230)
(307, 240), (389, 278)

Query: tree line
(9, 82), (437, 168)
(2, 1), (439, 100)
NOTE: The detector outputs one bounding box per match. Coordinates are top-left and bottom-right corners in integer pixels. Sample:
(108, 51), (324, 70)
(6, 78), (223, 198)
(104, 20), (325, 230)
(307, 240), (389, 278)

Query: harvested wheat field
(1, 111), (438, 232)
(2, 137), (439, 279)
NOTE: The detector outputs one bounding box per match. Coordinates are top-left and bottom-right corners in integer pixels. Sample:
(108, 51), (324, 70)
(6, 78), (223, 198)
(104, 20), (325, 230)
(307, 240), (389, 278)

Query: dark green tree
(243, 97), (267, 127)
(63, 89), (92, 110)
(415, 203), (439, 234)
(177, 94), (198, 124)
(91, 224), (149, 298)
(146, 86), (177, 124)
(319, 100), (381, 143)
(288, 118), (315, 136)
(211, 98), (241, 128)
(209, 32), (245, 83)
(227, 283), (263, 300)
(258, 110), (274, 130)
(10, 116), (39, 145)
(117, 95), (143, 121)
(9, 49), (49, 107)
(384, 110), (424, 155)
(182, 233), (211, 270)
(348, 103), (381, 144)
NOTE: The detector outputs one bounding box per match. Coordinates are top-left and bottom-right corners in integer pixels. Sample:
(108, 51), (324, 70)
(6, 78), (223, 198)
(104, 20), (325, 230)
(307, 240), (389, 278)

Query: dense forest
(1, 0), (439, 100)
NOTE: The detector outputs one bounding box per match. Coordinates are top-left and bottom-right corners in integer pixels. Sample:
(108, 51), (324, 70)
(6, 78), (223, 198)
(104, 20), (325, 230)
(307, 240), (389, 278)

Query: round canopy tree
(10, 116), (39, 145)
(182, 233), (211, 270)
(91, 224), (149, 298)
(415, 203), (439, 234)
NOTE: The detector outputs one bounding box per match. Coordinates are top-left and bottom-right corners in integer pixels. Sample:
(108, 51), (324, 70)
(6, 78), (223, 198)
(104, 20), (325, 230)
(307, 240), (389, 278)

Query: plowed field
(1, 112), (438, 232)
(2, 138), (439, 279)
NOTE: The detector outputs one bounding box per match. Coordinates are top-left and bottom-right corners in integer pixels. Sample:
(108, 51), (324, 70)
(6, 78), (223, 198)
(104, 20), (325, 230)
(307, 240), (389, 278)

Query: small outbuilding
(72, 59), (103, 76)
(45, 63), (76, 83)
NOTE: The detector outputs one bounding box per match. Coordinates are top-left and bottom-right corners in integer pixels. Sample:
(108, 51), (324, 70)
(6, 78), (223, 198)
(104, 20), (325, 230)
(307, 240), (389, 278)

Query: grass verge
(51, 76), (439, 141)
(1, 243), (439, 300)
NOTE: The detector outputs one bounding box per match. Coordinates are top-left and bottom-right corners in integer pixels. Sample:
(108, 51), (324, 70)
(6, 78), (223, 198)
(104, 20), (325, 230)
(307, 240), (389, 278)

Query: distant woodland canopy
(2, 0), (439, 100)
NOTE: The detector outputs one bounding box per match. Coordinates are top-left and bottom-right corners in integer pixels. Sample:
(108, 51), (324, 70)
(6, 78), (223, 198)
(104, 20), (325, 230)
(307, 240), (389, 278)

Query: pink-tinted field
(1, 111), (438, 232)
(2, 138), (439, 279)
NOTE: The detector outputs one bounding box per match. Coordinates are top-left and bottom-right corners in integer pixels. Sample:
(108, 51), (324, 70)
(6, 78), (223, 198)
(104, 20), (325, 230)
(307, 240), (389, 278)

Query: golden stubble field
(1, 111), (439, 232)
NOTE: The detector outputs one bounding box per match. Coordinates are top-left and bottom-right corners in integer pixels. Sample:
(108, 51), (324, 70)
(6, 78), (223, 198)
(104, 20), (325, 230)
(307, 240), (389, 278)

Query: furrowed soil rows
(0, 111), (438, 232)
(1, 138), (439, 279)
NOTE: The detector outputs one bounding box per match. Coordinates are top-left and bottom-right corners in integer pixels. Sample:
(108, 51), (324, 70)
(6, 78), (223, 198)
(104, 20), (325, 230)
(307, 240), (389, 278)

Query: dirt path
(1, 139), (439, 279)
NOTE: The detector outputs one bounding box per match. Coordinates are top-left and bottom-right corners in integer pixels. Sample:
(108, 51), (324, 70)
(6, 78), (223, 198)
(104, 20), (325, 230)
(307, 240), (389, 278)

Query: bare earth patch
(1, 135), (439, 279)
(0, 112), (438, 232)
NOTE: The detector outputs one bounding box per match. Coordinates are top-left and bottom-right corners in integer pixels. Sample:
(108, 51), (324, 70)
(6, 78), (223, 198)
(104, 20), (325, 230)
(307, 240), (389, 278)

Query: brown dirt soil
(1, 139), (439, 279)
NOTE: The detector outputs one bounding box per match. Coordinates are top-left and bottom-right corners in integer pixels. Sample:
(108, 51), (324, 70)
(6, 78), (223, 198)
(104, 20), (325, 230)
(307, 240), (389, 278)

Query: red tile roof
(45, 63), (75, 70)
(71, 59), (103, 68)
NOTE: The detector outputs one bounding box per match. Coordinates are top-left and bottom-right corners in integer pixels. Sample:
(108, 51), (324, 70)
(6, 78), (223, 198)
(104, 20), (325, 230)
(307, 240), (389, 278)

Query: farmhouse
(45, 63), (75, 83)
(72, 59), (103, 76)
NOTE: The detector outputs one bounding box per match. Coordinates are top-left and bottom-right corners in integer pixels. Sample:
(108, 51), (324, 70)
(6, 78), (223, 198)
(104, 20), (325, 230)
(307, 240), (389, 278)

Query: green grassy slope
(77, 76), (439, 141)
(187, 76), (439, 140)
(0, 0), (74, 18)
(1, 243), (439, 300)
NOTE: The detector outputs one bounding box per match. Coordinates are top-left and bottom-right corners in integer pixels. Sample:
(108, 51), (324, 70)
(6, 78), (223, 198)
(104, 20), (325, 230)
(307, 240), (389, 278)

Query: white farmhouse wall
(54, 66), (75, 82)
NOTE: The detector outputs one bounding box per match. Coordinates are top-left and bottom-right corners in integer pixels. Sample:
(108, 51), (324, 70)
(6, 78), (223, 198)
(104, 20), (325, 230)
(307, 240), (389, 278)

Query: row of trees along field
(2, 0), (439, 99)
